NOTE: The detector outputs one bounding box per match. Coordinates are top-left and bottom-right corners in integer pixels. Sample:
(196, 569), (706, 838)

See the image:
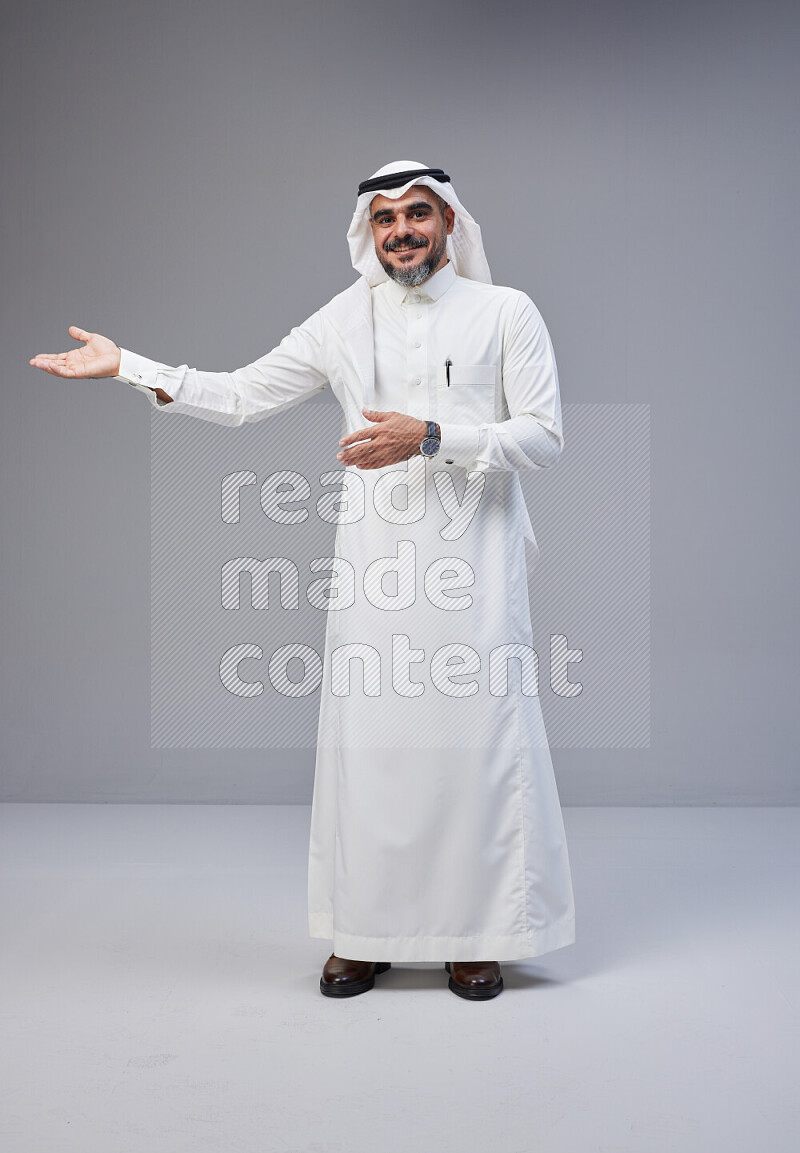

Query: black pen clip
(445, 358), (452, 387)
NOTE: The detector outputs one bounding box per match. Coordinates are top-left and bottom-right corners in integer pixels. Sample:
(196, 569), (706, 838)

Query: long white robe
(117, 261), (575, 962)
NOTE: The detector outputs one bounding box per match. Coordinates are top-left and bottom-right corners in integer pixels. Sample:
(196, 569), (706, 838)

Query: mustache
(383, 235), (428, 253)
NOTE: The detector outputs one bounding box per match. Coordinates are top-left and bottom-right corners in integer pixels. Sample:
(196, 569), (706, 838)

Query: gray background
(2, 0), (797, 802)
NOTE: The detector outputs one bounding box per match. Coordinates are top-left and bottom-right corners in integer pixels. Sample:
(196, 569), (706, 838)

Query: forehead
(369, 185), (441, 217)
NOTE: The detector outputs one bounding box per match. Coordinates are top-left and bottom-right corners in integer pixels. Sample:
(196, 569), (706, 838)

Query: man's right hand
(29, 326), (121, 379)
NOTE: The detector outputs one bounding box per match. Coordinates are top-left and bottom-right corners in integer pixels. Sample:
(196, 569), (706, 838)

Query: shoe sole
(319, 961), (392, 998)
(444, 961), (504, 1000)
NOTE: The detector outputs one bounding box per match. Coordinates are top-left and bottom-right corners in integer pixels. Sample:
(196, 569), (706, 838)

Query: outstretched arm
(30, 317), (330, 426)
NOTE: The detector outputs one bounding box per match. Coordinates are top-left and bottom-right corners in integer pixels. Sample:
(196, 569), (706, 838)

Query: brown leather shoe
(445, 960), (504, 1000)
(320, 953), (392, 997)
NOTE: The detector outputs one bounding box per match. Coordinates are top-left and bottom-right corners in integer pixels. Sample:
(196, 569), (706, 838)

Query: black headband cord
(357, 168), (450, 197)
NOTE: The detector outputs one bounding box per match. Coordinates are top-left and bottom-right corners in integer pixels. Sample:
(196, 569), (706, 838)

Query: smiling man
(30, 160), (575, 1001)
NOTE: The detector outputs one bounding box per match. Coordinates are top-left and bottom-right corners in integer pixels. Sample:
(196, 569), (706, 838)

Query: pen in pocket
(445, 358), (452, 386)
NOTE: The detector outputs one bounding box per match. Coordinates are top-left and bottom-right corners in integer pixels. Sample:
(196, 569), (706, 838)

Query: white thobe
(117, 260), (575, 962)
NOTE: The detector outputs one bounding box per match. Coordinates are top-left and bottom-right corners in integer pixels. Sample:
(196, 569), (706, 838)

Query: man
(30, 160), (575, 1001)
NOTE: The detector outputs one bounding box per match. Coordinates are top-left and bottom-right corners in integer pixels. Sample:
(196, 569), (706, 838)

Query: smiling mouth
(385, 238), (427, 254)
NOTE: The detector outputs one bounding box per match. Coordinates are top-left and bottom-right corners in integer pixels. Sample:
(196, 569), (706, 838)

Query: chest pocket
(440, 363), (498, 424)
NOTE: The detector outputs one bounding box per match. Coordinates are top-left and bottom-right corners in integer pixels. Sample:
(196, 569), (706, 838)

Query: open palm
(29, 326), (120, 379)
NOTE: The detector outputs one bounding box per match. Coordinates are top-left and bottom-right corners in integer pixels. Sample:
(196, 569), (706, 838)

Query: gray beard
(378, 227), (448, 288)
(385, 257), (439, 288)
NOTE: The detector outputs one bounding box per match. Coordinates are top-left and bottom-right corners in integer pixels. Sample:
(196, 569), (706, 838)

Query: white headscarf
(347, 160), (492, 287)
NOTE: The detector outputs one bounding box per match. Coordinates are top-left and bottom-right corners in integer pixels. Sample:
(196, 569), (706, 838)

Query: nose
(394, 211), (416, 235)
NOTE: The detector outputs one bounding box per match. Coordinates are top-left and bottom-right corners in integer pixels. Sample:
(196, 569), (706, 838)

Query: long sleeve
(437, 293), (563, 472)
(115, 311), (330, 426)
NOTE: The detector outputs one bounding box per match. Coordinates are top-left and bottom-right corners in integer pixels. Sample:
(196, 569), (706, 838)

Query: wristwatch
(419, 420), (441, 458)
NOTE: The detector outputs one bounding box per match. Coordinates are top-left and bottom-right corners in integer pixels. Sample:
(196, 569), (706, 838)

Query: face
(369, 186), (455, 287)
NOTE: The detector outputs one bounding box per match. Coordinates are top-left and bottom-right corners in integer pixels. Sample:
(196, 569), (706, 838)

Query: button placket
(406, 295), (429, 417)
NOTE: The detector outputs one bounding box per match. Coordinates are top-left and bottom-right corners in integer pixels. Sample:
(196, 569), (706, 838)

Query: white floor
(0, 804), (797, 1153)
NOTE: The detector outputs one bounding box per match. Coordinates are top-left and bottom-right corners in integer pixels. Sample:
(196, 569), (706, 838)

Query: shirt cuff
(115, 348), (178, 406)
(436, 423), (480, 469)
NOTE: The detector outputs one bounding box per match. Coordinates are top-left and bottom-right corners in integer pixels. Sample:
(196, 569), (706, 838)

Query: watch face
(421, 437), (440, 457)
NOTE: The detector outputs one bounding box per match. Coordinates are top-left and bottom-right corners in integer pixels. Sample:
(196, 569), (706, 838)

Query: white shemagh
(346, 160), (493, 287)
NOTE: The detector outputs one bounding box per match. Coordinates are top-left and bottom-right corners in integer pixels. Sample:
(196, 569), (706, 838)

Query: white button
(414, 311), (422, 319)
(414, 340), (421, 348)
(412, 294), (421, 302)
(413, 376), (421, 385)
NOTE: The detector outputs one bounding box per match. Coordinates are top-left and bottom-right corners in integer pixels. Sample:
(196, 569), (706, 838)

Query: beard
(377, 223), (449, 288)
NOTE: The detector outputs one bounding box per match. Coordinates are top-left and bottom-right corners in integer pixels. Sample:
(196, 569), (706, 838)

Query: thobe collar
(319, 264), (457, 411)
(383, 260), (457, 306)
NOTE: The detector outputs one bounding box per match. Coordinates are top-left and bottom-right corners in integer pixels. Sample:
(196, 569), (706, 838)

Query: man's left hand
(337, 409), (427, 469)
